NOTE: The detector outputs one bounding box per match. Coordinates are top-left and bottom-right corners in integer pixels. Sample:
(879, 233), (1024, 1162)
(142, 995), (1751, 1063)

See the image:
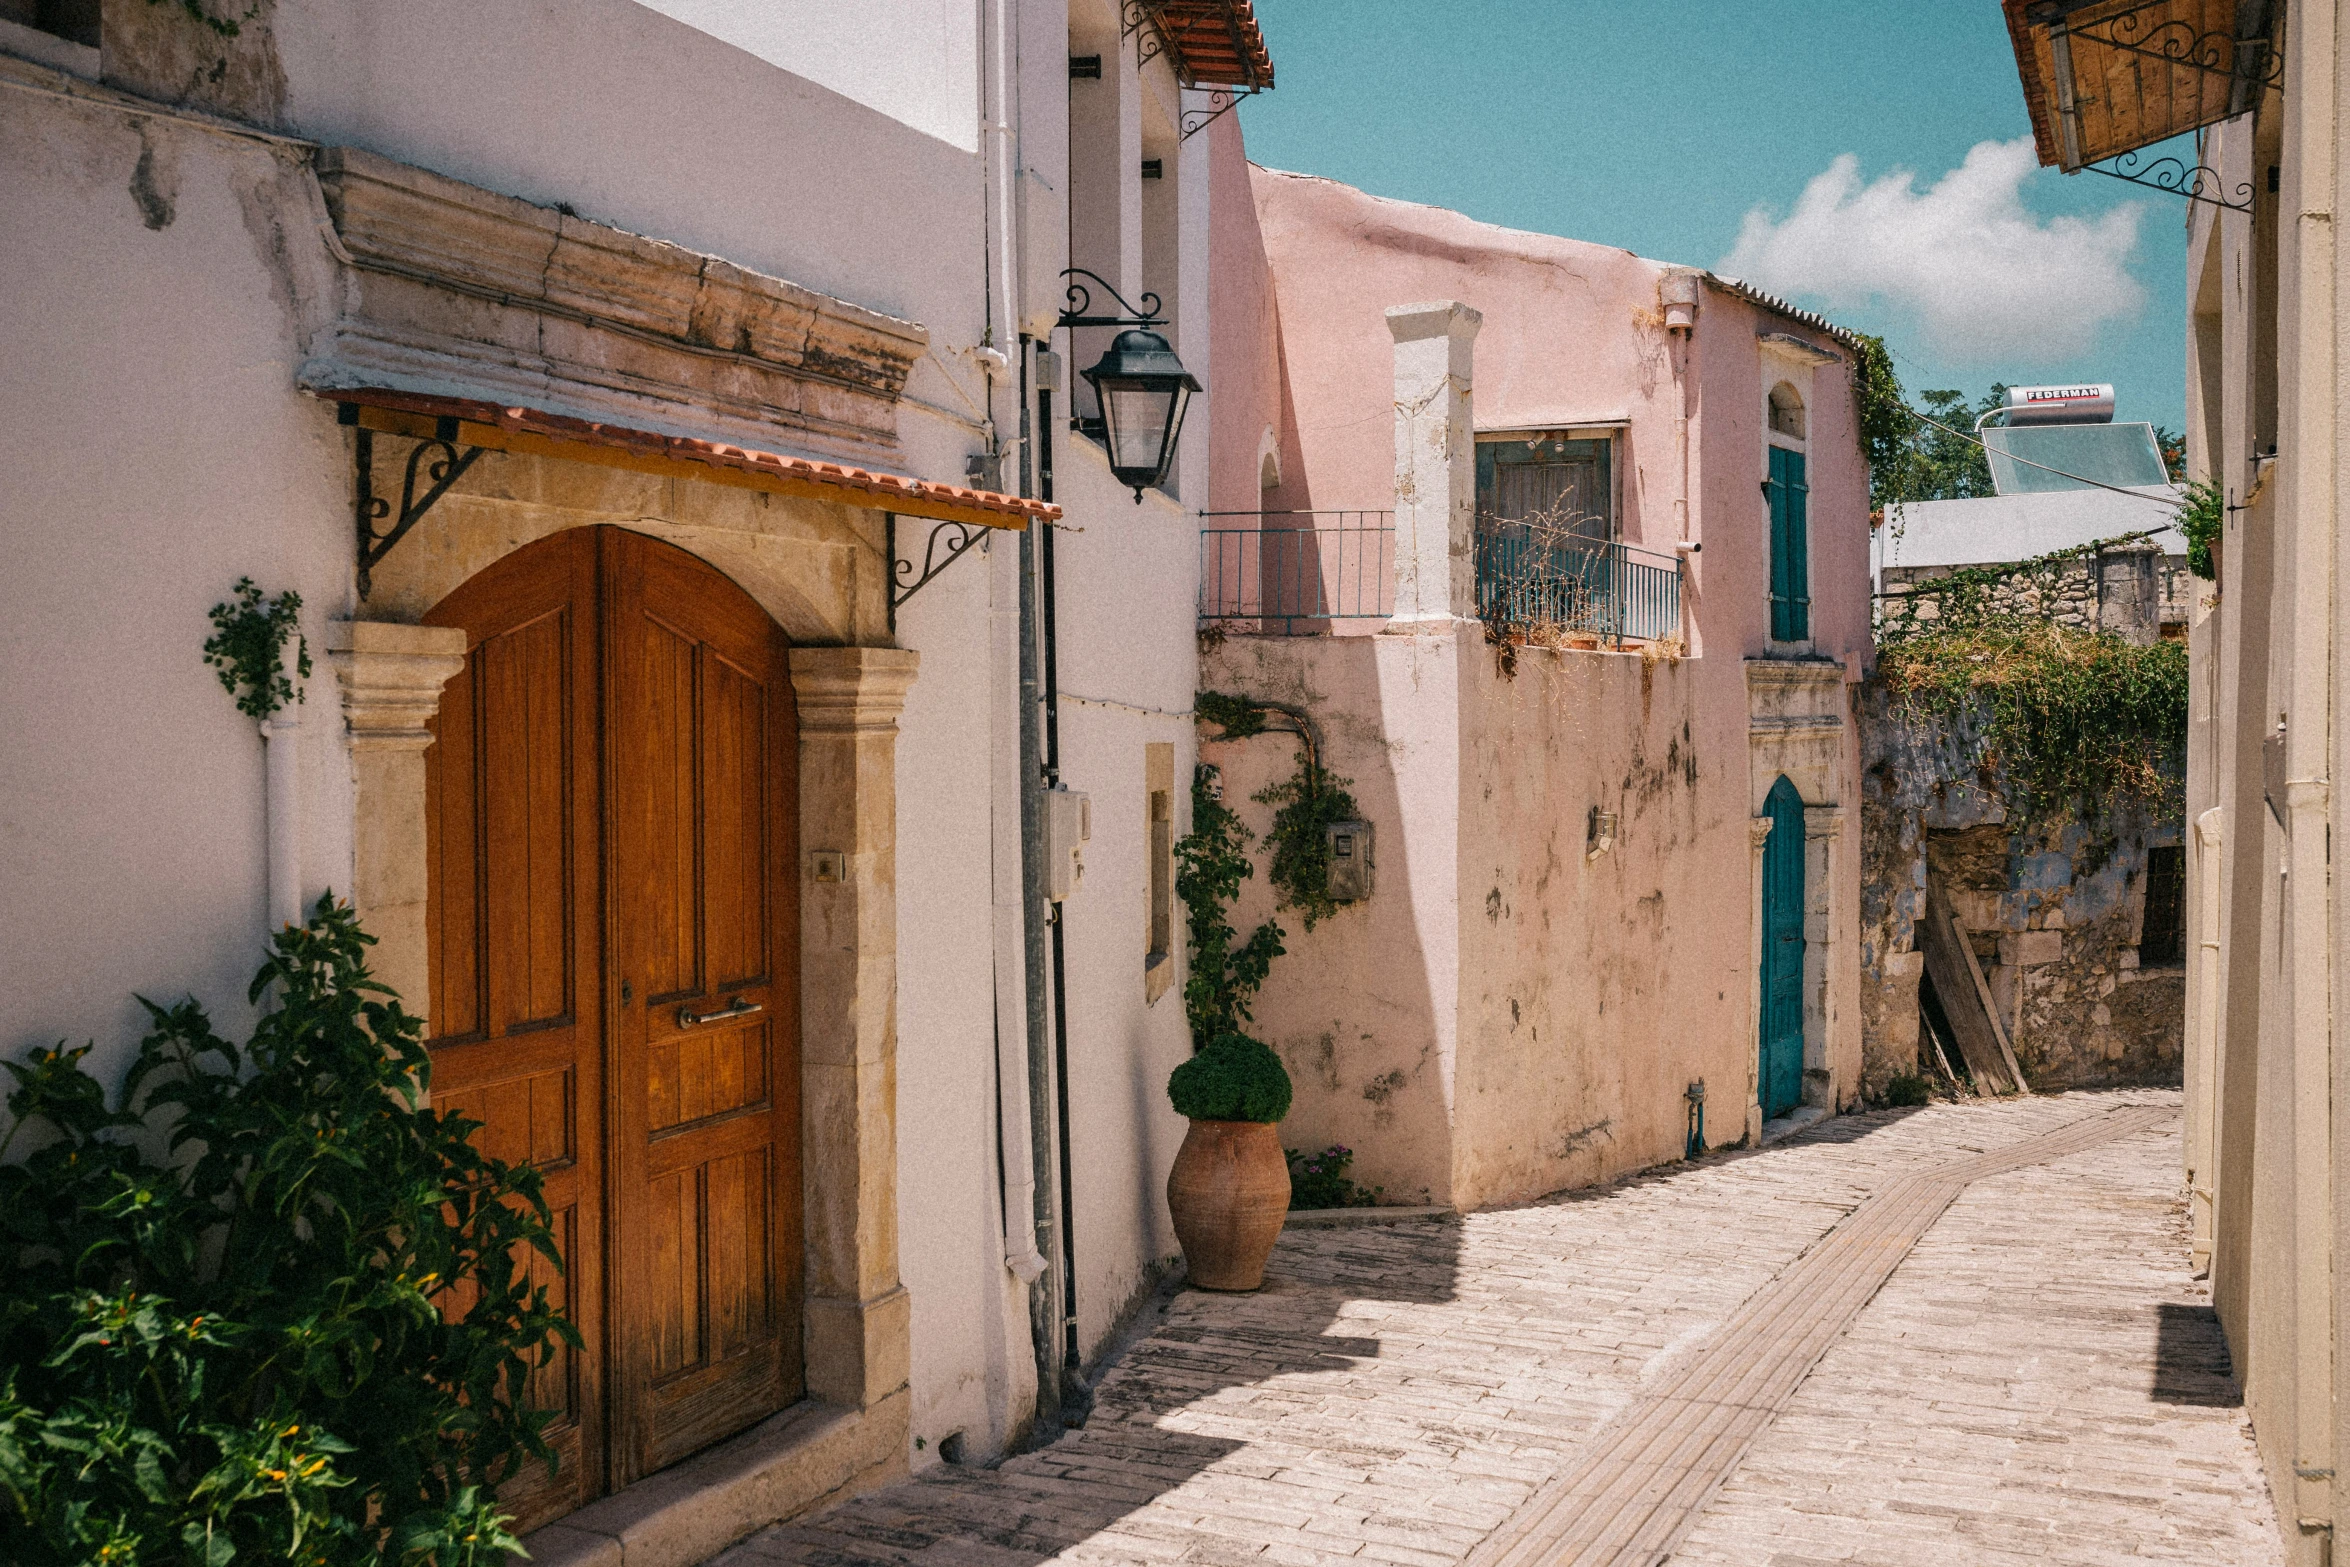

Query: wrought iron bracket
(344, 404), (486, 599)
(2082, 148), (2254, 211)
(887, 513), (989, 628)
(1181, 85), (1261, 140)
(1058, 267), (1163, 329)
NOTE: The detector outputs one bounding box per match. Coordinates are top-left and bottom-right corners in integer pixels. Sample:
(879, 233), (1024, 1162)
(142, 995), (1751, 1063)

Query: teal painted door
(1768, 447), (1809, 642)
(1760, 776), (1807, 1119)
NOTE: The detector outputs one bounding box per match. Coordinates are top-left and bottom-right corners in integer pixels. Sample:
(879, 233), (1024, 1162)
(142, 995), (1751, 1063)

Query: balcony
(1199, 510), (1680, 649)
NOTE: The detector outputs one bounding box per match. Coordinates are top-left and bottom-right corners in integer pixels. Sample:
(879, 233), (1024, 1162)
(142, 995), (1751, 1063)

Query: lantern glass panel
(1103, 384), (1172, 474)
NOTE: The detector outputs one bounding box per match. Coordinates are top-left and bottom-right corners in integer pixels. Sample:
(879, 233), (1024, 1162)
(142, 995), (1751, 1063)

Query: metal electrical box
(1046, 787), (1091, 902)
(1325, 819), (1373, 902)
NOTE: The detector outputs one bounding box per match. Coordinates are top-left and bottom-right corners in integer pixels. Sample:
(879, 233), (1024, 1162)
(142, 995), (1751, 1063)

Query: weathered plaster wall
(1856, 682), (2185, 1096)
(1201, 631), (1779, 1210)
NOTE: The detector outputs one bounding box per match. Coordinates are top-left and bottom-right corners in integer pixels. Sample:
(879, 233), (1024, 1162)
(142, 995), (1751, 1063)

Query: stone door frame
(327, 535), (919, 1564)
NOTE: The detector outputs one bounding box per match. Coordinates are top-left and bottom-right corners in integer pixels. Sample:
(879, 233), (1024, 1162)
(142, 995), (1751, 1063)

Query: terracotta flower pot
(1167, 1118), (1291, 1291)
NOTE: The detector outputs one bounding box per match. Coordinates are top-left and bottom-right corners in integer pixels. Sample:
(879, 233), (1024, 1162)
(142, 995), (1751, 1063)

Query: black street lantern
(1080, 328), (1201, 502)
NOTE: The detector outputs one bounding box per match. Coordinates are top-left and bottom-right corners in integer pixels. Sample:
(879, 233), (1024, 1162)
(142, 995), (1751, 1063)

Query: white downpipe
(985, 0), (1049, 1288)
(261, 639), (305, 932)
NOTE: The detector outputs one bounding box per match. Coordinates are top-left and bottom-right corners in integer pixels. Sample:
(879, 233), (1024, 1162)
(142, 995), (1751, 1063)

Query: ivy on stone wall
(1876, 536), (2188, 824)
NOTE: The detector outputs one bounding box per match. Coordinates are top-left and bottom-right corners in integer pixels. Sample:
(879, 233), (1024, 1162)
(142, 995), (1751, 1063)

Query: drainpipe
(2280, 3), (2337, 1530)
(263, 638), (305, 931)
(1016, 438), (1063, 1435)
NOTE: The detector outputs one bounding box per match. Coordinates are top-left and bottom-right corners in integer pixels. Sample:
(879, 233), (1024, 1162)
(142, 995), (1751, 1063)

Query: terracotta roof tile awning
(1140, 0), (1274, 90)
(2003, 0), (2279, 171)
(324, 389), (1056, 530)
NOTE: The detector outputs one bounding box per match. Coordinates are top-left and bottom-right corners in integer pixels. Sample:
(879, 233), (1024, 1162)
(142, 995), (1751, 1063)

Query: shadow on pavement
(740, 1218), (1465, 1564)
(2150, 1301), (2243, 1407)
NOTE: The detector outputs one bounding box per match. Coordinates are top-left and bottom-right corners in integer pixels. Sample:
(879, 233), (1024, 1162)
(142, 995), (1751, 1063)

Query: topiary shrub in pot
(1165, 1031), (1293, 1290)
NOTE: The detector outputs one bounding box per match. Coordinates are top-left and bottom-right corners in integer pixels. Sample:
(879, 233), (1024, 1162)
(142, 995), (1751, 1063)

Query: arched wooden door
(425, 526), (801, 1525)
(1759, 775), (1807, 1121)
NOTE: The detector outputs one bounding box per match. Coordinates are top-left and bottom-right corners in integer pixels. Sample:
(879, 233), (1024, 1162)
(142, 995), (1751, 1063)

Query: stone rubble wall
(1878, 546), (2193, 641)
(1857, 681), (2184, 1098)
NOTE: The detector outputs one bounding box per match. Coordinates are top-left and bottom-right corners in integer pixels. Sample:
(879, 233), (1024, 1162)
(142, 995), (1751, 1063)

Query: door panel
(605, 527), (802, 1483)
(422, 525), (800, 1519)
(424, 527), (605, 1529)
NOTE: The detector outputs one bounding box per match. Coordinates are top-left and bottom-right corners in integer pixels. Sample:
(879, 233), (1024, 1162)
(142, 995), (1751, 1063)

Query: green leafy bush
(2178, 478), (2222, 580)
(1254, 759), (1362, 935)
(1167, 1032), (1292, 1125)
(1284, 1145), (1381, 1210)
(201, 578), (311, 721)
(0, 899), (576, 1567)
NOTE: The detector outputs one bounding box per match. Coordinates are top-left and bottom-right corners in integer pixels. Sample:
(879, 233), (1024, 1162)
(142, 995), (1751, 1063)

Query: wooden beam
(1917, 880), (2025, 1095)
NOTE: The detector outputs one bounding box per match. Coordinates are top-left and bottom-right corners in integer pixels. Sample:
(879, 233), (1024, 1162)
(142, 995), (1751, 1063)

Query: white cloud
(1717, 138), (2144, 361)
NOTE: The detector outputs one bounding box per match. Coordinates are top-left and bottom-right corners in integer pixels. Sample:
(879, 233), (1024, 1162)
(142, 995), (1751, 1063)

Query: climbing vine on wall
(1175, 765), (1283, 1045)
(1195, 691), (1363, 932)
(1876, 533), (2188, 824)
(201, 578), (311, 720)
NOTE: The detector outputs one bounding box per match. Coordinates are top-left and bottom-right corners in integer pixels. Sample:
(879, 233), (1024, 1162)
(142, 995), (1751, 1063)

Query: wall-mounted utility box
(1325, 819), (1373, 902)
(1047, 786), (1091, 902)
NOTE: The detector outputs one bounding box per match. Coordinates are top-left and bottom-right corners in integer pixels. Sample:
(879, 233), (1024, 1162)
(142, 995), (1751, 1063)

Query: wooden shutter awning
(2003, 0), (2279, 171)
(1137, 0), (1274, 90)
(326, 387), (1055, 530)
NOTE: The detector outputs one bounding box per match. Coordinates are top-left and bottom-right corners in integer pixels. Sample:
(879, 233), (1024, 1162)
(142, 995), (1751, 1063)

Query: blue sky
(1236, 1), (2189, 432)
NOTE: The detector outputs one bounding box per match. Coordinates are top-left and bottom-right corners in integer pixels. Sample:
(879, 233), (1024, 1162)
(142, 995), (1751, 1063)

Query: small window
(1768, 383), (1806, 441)
(1145, 742), (1175, 1002)
(2139, 845), (2186, 966)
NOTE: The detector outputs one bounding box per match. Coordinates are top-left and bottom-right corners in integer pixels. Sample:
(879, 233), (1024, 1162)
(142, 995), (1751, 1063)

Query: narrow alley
(715, 1093), (2272, 1567)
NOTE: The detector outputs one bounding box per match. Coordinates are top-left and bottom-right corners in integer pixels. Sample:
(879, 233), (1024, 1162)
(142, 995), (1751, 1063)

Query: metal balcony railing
(1198, 511), (1683, 647)
(1198, 512), (1394, 635)
(1475, 522), (1682, 648)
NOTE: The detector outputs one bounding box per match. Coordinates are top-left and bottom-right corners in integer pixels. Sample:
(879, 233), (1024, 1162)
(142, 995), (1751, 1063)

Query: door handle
(678, 996), (763, 1028)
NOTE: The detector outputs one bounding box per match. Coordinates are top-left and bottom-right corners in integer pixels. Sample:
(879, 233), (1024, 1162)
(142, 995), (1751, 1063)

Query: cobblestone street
(719, 1092), (2278, 1567)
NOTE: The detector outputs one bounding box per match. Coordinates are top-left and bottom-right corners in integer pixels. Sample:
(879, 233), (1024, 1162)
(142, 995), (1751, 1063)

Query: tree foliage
(0, 900), (576, 1566)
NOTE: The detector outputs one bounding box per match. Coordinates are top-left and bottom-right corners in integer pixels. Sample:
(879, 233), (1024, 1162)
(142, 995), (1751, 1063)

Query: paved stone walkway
(714, 1091), (2279, 1567)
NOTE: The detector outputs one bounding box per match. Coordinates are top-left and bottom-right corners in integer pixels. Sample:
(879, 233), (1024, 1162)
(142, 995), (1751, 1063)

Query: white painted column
(1385, 300), (1482, 628)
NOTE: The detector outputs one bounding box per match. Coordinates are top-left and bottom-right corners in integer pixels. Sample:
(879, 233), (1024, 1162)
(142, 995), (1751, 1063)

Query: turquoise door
(1760, 775), (1807, 1119)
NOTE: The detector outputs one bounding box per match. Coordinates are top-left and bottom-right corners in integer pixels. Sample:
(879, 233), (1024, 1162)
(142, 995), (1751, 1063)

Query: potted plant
(1165, 1030), (1293, 1290)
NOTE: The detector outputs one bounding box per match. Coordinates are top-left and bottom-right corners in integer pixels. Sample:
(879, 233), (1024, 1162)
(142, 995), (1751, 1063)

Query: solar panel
(1981, 422), (2169, 495)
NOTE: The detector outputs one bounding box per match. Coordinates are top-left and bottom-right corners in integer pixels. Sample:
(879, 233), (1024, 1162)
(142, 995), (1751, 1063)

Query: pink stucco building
(1199, 125), (1873, 1209)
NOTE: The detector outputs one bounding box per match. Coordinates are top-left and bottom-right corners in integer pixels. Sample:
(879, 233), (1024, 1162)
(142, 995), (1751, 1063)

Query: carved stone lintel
(308, 147), (929, 461)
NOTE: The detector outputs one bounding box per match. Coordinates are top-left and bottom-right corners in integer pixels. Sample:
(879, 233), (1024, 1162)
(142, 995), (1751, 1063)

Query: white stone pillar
(326, 621), (468, 1024)
(1385, 301), (1482, 628)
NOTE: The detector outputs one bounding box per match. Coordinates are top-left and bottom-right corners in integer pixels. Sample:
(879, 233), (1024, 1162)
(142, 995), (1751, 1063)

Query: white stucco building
(0, 0), (1272, 1558)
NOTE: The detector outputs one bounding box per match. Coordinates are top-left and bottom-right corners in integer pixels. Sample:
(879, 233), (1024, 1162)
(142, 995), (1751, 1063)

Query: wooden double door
(423, 526), (801, 1526)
